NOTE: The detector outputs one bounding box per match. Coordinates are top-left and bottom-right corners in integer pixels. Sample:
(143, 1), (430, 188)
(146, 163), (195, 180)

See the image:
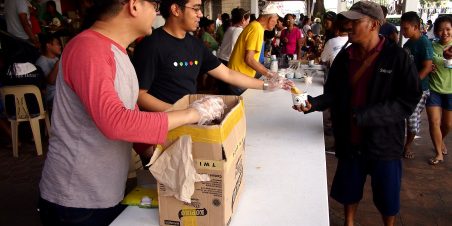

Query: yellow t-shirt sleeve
(245, 24), (264, 54)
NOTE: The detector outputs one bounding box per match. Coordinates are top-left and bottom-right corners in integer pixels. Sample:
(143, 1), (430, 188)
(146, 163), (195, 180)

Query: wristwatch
(263, 81), (269, 90)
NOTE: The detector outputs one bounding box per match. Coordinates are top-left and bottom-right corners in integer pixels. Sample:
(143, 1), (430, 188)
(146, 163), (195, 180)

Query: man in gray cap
(294, 1), (421, 225)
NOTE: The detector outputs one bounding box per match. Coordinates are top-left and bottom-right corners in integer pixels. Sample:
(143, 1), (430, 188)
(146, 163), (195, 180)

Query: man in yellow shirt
(227, 3), (283, 94)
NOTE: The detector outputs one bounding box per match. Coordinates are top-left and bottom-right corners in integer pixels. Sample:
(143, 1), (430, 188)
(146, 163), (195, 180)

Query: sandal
(403, 151), (415, 159)
(428, 158), (444, 165)
(442, 146), (448, 155)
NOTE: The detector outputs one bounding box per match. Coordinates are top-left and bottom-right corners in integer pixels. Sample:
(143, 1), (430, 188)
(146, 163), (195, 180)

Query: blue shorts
(330, 158), (402, 216)
(426, 91), (452, 110)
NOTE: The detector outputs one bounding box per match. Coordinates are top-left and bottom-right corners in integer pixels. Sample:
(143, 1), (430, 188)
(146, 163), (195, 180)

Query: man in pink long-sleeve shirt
(38, 1), (218, 225)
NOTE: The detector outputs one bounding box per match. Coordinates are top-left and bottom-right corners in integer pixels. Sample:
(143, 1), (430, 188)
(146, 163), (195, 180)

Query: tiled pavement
(0, 110), (450, 226)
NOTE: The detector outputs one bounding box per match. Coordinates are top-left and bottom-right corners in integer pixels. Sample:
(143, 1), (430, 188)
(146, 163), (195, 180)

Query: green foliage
(420, 0), (443, 7)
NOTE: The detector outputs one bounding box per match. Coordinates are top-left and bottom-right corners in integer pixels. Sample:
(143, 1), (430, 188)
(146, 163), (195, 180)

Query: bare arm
(137, 89), (173, 112)
(18, 13), (39, 47)
(209, 64), (264, 90)
(167, 108), (200, 130)
(419, 60), (433, 80)
(46, 60), (59, 85)
(244, 50), (271, 78)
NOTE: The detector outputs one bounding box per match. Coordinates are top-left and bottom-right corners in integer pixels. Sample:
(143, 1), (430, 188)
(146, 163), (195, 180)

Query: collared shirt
(347, 37), (386, 144)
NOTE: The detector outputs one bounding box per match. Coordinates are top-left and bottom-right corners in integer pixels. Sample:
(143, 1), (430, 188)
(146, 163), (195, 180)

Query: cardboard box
(158, 95), (246, 226)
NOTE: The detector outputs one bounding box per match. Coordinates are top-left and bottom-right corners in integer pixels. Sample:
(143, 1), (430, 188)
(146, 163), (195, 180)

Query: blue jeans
(38, 197), (126, 226)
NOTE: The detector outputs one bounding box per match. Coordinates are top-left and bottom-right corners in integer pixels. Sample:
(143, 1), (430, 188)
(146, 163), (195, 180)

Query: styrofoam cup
(292, 92), (308, 107)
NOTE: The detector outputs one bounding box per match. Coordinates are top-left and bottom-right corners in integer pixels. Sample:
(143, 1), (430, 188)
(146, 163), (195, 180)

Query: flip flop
(442, 146), (448, 155)
(428, 158), (444, 165)
(403, 151), (415, 159)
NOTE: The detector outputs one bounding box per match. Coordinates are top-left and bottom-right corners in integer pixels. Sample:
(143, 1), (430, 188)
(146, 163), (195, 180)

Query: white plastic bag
(148, 135), (210, 203)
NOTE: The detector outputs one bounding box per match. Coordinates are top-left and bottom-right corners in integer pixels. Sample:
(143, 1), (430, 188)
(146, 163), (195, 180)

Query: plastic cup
(286, 71), (294, 79)
(292, 91), (308, 107)
(294, 71), (302, 79)
(278, 68), (286, 77)
(444, 58), (452, 68)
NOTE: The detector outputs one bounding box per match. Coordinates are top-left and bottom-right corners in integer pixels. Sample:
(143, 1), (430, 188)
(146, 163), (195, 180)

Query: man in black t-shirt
(133, 0), (292, 112)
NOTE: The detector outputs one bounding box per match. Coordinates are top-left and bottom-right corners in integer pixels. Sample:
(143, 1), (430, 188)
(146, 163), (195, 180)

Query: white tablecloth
(111, 76), (329, 226)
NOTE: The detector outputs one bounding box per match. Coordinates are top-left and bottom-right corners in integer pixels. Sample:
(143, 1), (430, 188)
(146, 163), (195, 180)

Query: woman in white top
(320, 15), (350, 67)
(217, 7), (250, 65)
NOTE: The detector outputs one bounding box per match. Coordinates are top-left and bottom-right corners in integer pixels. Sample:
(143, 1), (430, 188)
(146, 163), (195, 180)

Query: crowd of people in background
(0, 1), (450, 226)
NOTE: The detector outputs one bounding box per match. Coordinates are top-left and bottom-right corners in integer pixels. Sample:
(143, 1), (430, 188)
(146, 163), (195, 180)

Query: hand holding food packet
(290, 75), (313, 110)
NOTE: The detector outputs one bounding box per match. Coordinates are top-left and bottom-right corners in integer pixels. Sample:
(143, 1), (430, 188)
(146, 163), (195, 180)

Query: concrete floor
(0, 110), (450, 226)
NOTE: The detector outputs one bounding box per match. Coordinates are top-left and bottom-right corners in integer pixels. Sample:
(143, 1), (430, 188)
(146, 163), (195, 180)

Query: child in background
(36, 34), (61, 111)
(400, 11), (433, 159)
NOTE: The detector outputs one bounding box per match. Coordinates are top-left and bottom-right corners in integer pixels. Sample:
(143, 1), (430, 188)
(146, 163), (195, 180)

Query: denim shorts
(426, 90), (452, 110)
(330, 157), (402, 216)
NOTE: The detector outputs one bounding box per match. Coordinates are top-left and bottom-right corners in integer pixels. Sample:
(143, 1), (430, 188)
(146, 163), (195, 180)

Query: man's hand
(292, 100), (312, 113)
(432, 63), (437, 73)
(443, 45), (452, 59)
(264, 77), (295, 92)
(189, 96), (226, 125)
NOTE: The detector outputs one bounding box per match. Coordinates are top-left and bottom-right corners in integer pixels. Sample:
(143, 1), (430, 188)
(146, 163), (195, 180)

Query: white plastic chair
(0, 85), (51, 157)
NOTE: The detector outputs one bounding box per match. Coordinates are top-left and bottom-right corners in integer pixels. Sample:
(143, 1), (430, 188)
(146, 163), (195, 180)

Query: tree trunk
(313, 0), (325, 19)
(306, 0), (325, 18)
(306, 0), (313, 17)
(395, 0), (406, 14)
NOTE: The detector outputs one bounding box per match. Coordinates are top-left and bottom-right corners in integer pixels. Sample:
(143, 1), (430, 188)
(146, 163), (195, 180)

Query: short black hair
(46, 0), (57, 9)
(434, 15), (452, 34)
(283, 14), (295, 27)
(199, 17), (214, 29)
(323, 11), (337, 21)
(39, 33), (59, 53)
(81, 0), (124, 30)
(221, 13), (230, 22)
(401, 11), (420, 28)
(231, 7), (250, 25)
(250, 14), (256, 22)
(160, 0), (189, 19)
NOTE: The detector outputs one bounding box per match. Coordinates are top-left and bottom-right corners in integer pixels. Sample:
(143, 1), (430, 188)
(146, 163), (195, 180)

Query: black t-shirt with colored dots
(133, 27), (221, 104)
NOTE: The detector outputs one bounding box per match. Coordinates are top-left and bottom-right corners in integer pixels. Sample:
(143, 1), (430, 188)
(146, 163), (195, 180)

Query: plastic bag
(148, 135), (210, 203)
(190, 96), (226, 125)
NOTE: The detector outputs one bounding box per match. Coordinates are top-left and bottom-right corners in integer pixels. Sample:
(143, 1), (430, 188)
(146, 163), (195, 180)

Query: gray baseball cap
(340, 1), (384, 23)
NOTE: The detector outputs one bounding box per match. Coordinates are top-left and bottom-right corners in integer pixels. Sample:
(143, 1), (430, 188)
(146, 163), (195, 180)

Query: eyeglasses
(144, 0), (160, 11)
(184, 5), (202, 14)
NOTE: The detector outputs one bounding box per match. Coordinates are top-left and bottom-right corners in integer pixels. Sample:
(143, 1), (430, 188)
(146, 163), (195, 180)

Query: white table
(111, 77), (330, 226)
